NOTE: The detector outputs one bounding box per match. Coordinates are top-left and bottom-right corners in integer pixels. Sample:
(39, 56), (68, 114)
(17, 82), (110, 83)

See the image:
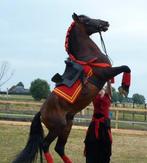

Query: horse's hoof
(118, 86), (128, 97)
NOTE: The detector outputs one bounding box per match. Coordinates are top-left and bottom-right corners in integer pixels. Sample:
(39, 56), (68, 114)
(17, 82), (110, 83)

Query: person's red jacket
(93, 93), (111, 118)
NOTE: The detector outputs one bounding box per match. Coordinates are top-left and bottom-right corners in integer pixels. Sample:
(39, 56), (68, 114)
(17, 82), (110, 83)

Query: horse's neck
(71, 26), (106, 62)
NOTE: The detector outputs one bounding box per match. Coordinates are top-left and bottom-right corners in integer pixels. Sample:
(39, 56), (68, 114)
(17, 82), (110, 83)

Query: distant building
(8, 82), (30, 94)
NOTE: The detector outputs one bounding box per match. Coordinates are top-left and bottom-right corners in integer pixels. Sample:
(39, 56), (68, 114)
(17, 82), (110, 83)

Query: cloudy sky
(0, 0), (147, 99)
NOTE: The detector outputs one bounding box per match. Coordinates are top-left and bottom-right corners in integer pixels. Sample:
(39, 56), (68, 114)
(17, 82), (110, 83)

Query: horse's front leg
(102, 65), (131, 79)
(97, 65), (131, 95)
(55, 113), (74, 163)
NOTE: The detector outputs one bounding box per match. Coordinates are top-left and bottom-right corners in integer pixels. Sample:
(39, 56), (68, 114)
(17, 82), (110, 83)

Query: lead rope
(99, 31), (108, 56)
(99, 32), (113, 65)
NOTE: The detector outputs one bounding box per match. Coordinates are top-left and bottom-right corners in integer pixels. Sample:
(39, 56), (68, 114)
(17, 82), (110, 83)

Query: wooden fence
(76, 105), (147, 130)
(0, 100), (147, 130)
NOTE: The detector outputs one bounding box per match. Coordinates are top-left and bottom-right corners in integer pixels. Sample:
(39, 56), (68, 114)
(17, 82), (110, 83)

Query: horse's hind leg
(42, 129), (58, 163)
(55, 114), (74, 163)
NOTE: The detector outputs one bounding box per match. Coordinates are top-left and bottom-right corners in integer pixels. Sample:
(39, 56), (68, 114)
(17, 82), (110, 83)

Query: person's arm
(105, 81), (112, 99)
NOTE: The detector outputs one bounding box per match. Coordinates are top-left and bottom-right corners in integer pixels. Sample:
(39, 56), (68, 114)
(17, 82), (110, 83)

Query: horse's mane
(65, 21), (112, 64)
(65, 22), (77, 58)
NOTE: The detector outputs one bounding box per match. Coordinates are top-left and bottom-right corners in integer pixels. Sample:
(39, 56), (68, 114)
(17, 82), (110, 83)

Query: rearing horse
(13, 13), (131, 163)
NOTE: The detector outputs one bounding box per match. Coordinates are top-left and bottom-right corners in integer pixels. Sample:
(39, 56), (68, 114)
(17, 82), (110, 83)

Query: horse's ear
(72, 13), (80, 22)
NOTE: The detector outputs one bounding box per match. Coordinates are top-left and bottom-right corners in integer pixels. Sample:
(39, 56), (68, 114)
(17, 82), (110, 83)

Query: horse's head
(72, 13), (109, 35)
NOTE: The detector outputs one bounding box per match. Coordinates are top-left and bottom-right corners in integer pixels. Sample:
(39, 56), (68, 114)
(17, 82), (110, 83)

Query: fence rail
(0, 100), (42, 106)
(0, 100), (147, 130)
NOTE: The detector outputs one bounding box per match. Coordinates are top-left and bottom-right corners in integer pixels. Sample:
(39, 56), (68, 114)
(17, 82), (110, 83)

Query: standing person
(84, 81), (112, 163)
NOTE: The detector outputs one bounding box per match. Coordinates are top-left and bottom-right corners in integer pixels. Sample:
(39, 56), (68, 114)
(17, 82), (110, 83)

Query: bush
(30, 79), (50, 101)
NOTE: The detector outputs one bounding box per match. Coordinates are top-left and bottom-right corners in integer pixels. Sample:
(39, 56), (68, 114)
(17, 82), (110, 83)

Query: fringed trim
(110, 77), (115, 84)
(62, 155), (72, 163)
(44, 152), (54, 163)
(122, 72), (131, 86)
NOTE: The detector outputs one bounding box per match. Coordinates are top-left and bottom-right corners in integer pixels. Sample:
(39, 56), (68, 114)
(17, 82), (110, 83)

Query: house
(8, 82), (30, 94)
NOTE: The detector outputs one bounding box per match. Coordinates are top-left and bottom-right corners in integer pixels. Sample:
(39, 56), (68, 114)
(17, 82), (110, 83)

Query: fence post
(80, 109), (85, 116)
(145, 104), (146, 121)
(3, 91), (9, 110)
(115, 109), (119, 129)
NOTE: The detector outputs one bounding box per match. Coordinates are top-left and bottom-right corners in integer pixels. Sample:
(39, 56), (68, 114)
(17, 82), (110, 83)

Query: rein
(99, 32), (108, 56)
(99, 32), (113, 65)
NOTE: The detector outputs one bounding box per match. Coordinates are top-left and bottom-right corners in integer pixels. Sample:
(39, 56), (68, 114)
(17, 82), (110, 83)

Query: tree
(0, 61), (14, 88)
(132, 93), (145, 104)
(112, 86), (127, 103)
(112, 87), (119, 103)
(30, 79), (50, 101)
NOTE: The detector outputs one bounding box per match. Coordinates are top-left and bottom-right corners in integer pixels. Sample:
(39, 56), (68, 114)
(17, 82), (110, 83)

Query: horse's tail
(13, 111), (44, 163)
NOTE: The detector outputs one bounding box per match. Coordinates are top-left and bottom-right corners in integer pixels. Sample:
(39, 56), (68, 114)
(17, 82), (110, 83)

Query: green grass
(0, 124), (85, 163)
(0, 124), (147, 163)
(0, 94), (34, 102)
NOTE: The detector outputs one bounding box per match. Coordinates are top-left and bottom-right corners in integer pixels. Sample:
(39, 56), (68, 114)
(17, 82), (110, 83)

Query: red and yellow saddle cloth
(53, 65), (92, 103)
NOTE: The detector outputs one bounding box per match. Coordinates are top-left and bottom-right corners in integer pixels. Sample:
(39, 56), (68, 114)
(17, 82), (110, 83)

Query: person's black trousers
(84, 120), (112, 163)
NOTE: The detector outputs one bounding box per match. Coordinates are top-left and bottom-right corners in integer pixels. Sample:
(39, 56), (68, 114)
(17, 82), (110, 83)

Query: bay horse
(13, 13), (131, 163)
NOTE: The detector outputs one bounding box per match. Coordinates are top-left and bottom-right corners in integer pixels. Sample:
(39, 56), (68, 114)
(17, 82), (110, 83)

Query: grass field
(0, 124), (147, 163)
(0, 95), (34, 102)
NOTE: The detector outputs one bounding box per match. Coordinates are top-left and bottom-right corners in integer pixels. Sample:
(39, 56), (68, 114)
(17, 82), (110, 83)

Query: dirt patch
(1, 120), (147, 136)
